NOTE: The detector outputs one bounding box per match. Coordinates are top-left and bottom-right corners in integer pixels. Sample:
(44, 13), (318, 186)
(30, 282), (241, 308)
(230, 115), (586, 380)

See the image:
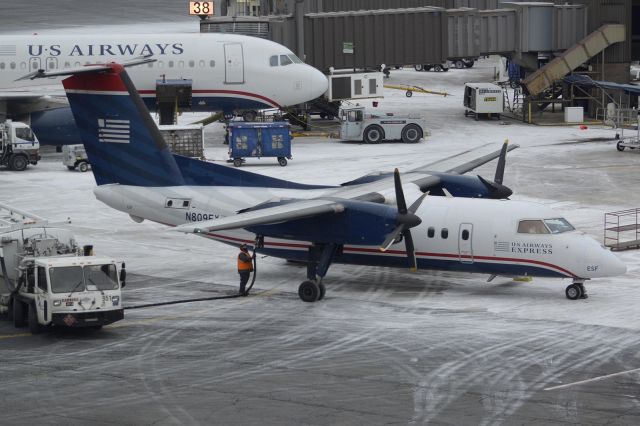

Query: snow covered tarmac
(1, 55), (640, 424)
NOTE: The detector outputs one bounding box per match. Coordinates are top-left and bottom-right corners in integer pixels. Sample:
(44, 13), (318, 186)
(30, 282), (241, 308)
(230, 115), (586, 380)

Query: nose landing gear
(566, 280), (588, 300)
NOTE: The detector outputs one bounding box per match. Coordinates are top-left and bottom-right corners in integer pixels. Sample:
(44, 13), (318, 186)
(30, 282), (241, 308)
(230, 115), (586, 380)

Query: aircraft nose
(309, 67), (328, 99)
(605, 251), (627, 276)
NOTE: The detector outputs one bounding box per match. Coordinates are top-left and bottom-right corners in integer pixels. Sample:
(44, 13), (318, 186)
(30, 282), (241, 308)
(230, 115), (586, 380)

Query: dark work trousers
(239, 271), (251, 294)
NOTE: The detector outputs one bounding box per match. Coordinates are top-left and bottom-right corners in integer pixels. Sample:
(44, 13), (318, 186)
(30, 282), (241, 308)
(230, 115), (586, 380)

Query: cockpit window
(269, 55), (278, 67)
(288, 54), (303, 64)
(517, 220), (550, 234)
(544, 218), (575, 234)
(280, 55), (293, 66)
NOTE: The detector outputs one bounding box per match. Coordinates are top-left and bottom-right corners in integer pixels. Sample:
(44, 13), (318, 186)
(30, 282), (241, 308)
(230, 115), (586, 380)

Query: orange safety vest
(237, 251), (253, 272)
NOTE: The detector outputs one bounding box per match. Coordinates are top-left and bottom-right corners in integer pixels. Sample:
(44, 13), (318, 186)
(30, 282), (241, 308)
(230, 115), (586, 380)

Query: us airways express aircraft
(52, 63), (626, 303)
(0, 33), (328, 145)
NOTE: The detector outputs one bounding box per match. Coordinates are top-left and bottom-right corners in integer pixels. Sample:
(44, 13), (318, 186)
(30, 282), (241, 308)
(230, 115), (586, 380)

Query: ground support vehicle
(228, 122), (292, 167)
(414, 63), (449, 72)
(62, 144), (90, 172)
(0, 120), (40, 171)
(463, 83), (504, 120)
(339, 106), (428, 144)
(0, 203), (125, 333)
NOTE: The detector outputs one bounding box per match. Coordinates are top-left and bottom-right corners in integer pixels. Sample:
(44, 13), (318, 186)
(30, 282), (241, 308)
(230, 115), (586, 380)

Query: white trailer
(0, 120), (40, 171)
(0, 203), (125, 333)
(463, 83), (504, 120)
(339, 106), (428, 144)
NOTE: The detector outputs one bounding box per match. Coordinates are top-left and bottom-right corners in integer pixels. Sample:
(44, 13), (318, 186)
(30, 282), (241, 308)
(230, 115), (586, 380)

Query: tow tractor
(0, 120), (40, 171)
(0, 203), (125, 333)
(339, 106), (428, 144)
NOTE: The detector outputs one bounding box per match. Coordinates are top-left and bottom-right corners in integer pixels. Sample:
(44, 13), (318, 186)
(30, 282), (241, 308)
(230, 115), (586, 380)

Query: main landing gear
(565, 280), (588, 300)
(298, 243), (341, 302)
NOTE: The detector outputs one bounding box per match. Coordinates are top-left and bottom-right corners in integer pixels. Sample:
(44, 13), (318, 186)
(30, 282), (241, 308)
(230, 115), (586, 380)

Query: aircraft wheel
(298, 280), (320, 302)
(9, 154), (28, 171)
(617, 141), (625, 152)
(565, 284), (583, 300)
(28, 304), (42, 334)
(277, 157), (288, 167)
(401, 124), (423, 144)
(405, 91), (413, 98)
(454, 60), (465, 69)
(363, 125), (384, 144)
(78, 161), (89, 172)
(318, 282), (326, 301)
(13, 298), (26, 328)
(414, 64), (423, 72)
(233, 158), (243, 167)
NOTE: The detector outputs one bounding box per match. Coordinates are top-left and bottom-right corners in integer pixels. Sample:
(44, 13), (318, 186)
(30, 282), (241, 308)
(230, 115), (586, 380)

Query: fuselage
(94, 184), (626, 282)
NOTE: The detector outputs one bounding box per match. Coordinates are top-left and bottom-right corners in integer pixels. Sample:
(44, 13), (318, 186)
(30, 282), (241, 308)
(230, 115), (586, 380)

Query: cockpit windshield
(269, 54), (304, 67)
(544, 218), (575, 234)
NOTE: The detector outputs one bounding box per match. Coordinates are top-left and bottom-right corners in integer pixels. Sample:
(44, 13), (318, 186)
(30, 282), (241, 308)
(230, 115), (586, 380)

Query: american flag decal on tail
(98, 118), (130, 144)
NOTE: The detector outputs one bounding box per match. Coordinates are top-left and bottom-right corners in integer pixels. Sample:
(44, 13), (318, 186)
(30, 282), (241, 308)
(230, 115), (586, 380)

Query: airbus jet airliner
(0, 33), (328, 145)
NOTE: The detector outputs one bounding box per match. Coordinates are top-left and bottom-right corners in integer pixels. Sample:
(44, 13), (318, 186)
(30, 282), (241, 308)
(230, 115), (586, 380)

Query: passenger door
(458, 223), (473, 264)
(224, 43), (245, 84)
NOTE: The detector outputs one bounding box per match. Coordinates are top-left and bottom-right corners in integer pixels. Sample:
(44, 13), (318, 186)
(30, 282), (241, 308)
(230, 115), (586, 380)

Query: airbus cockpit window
(288, 54), (303, 64)
(269, 55), (278, 66)
(544, 218), (575, 234)
(517, 220), (550, 234)
(280, 55), (293, 66)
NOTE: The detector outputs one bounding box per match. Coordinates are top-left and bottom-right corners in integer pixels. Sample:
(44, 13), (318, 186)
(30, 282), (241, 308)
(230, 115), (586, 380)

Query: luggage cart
(228, 122), (292, 167)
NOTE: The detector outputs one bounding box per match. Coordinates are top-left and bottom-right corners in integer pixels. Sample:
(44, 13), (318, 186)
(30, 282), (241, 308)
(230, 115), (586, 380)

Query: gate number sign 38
(189, 1), (214, 15)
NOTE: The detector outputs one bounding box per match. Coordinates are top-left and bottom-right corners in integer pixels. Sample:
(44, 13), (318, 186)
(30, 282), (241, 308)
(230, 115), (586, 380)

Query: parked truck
(339, 106), (427, 144)
(0, 203), (125, 333)
(0, 120), (40, 171)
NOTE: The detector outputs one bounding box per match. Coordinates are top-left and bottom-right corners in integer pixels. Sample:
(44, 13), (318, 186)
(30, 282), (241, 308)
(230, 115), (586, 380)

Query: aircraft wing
(331, 142), (518, 199)
(175, 199), (345, 234)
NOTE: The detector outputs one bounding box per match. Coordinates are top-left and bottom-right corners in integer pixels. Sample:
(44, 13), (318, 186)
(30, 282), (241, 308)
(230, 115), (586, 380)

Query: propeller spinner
(380, 169), (427, 272)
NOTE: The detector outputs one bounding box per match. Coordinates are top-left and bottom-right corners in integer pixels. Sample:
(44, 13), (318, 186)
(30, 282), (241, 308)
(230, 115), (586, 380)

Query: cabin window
(74, 62), (81, 67)
(64, 61), (70, 68)
(0, 63), (4, 70)
(280, 55), (293, 66)
(20, 62), (26, 70)
(168, 60), (174, 68)
(157, 61), (164, 68)
(544, 218), (575, 234)
(517, 220), (550, 234)
(269, 55), (278, 67)
(209, 60), (215, 67)
(178, 60), (184, 68)
(441, 228), (448, 239)
(188, 60), (195, 68)
(199, 60), (205, 68)
(427, 227), (435, 238)
(10, 62), (15, 70)
(462, 229), (469, 241)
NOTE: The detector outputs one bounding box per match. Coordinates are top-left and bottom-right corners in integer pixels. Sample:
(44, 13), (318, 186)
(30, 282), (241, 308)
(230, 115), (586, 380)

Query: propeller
(380, 169), (427, 272)
(478, 139), (513, 199)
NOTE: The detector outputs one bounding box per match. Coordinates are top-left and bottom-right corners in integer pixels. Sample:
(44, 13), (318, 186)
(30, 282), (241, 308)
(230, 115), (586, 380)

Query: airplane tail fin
(61, 64), (185, 186)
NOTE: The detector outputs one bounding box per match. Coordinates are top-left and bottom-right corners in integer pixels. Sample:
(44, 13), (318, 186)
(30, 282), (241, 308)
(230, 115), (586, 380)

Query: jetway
(201, 3), (589, 72)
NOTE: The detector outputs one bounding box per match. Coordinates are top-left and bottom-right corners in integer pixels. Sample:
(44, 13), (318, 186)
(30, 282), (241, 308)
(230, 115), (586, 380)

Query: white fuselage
(94, 184), (626, 281)
(0, 33), (328, 112)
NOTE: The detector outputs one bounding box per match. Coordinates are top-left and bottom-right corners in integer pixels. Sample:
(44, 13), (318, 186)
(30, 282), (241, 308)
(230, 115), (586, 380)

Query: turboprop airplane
(53, 64), (626, 303)
(1, 33), (328, 145)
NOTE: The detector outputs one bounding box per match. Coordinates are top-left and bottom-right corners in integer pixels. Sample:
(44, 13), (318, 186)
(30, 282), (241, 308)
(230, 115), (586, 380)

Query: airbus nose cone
(309, 66), (329, 100)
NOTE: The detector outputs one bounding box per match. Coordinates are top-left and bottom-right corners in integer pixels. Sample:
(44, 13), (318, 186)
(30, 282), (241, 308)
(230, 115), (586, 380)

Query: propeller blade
(494, 139), (509, 185)
(404, 229), (417, 272)
(393, 168), (408, 214)
(408, 192), (428, 214)
(380, 225), (403, 252)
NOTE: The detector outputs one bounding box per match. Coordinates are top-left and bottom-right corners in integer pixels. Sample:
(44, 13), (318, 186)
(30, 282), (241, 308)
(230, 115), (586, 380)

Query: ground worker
(237, 244), (253, 295)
